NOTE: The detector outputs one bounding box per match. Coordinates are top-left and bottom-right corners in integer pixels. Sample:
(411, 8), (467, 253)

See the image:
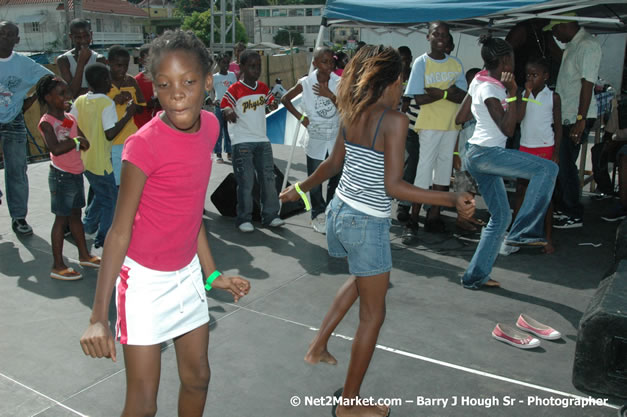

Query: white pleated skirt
(115, 255), (209, 345)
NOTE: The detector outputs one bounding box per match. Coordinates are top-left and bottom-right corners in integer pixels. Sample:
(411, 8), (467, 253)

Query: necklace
(532, 26), (546, 58)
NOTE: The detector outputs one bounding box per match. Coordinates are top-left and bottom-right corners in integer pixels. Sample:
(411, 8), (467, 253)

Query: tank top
(59, 49), (104, 89)
(335, 109), (391, 218)
(520, 86), (555, 148)
(38, 113), (84, 174)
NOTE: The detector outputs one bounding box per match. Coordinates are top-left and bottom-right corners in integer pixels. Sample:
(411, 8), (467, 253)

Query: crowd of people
(0, 12), (618, 417)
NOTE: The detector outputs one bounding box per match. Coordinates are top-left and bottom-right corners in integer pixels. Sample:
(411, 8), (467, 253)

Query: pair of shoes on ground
(492, 314), (562, 349)
(311, 214), (326, 234)
(238, 218), (285, 233)
(552, 211), (583, 229)
(12, 218), (33, 236)
(601, 203), (627, 222)
(50, 256), (101, 281)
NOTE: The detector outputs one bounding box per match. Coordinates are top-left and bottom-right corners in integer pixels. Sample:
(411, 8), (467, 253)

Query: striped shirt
(335, 109), (391, 218)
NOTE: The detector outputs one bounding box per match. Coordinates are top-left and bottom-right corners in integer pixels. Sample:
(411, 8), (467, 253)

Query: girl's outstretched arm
(383, 111), (475, 219)
(196, 221), (249, 302)
(279, 127), (346, 202)
(80, 161), (147, 362)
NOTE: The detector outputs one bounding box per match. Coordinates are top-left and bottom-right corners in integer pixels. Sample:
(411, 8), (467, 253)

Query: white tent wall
(359, 28), (484, 73)
(597, 33), (627, 92)
(360, 29), (626, 92)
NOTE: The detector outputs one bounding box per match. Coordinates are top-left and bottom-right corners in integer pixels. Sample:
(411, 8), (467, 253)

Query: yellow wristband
(72, 137), (80, 151)
(300, 113), (306, 123)
(505, 96), (517, 103)
(294, 182), (311, 211)
(442, 90), (448, 101)
(453, 152), (459, 156)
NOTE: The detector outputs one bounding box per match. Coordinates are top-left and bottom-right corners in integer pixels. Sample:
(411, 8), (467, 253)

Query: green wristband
(442, 90), (448, 101)
(294, 182), (311, 211)
(72, 137), (80, 151)
(205, 270), (221, 291)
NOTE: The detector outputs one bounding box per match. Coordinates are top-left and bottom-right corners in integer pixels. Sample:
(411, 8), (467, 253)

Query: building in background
(0, 0), (148, 52)
(240, 4), (329, 49)
(137, 0), (180, 37)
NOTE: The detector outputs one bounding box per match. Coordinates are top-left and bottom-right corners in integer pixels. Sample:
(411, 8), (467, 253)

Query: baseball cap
(543, 12), (577, 31)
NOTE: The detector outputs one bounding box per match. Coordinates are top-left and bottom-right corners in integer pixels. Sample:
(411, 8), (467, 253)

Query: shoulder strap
(371, 108), (389, 149)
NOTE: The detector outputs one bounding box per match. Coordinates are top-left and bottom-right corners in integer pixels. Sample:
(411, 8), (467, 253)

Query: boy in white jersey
(405, 21), (467, 233)
(221, 50), (284, 232)
(508, 59), (562, 254)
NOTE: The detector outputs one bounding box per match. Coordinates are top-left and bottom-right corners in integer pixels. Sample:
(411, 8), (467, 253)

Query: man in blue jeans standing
(0, 21), (53, 235)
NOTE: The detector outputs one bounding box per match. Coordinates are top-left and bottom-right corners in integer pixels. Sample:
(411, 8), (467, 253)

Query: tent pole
(280, 19), (326, 201)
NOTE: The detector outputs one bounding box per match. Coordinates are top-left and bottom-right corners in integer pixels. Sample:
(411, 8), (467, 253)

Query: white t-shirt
(520, 86), (554, 148)
(213, 71), (238, 102)
(468, 78), (508, 148)
(299, 70), (340, 160)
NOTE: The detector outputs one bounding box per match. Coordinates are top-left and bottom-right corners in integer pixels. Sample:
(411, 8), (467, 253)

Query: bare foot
(304, 344), (337, 365)
(336, 404), (389, 417)
(542, 243), (555, 254)
(483, 279), (501, 288)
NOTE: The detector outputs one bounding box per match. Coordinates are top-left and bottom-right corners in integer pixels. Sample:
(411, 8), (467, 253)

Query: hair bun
(478, 34), (492, 45)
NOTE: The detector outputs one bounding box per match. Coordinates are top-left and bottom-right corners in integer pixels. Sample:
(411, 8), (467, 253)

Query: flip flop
(79, 256), (101, 268)
(50, 268), (82, 281)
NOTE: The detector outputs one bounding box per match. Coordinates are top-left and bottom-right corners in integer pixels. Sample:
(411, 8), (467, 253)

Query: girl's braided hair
(478, 34), (513, 70)
(147, 29), (213, 79)
(336, 45), (402, 125)
(35, 74), (63, 106)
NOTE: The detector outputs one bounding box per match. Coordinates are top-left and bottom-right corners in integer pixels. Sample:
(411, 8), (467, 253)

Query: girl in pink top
(80, 30), (250, 417)
(36, 75), (100, 281)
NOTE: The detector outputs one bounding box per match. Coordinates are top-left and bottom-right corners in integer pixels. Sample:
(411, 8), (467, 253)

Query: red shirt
(123, 111), (218, 271)
(134, 72), (160, 129)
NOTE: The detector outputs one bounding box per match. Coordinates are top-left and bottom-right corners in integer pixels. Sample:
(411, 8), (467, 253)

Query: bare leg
(69, 208), (93, 261)
(426, 184), (448, 221)
(543, 201), (555, 254)
(305, 276), (358, 365)
(512, 179), (528, 222)
(336, 272), (390, 417)
(51, 216), (69, 271)
(174, 323), (210, 417)
(121, 344), (162, 417)
(409, 203), (421, 224)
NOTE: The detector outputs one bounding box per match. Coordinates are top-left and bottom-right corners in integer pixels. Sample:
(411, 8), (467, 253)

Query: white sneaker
(238, 222), (254, 233)
(499, 241), (520, 256)
(311, 214), (326, 234)
(267, 218), (285, 227)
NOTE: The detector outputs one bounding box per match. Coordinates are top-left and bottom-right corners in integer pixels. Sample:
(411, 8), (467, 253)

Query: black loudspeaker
(210, 165), (305, 220)
(572, 260), (627, 398)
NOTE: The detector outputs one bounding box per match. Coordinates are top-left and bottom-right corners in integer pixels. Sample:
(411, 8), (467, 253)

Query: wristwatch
(576, 114), (584, 121)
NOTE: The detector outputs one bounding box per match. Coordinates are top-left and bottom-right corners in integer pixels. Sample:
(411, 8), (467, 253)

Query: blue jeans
(0, 113), (29, 219)
(556, 120), (595, 219)
(232, 142), (280, 226)
(213, 108), (231, 155)
(306, 154), (340, 219)
(83, 170), (117, 246)
(461, 144), (558, 289)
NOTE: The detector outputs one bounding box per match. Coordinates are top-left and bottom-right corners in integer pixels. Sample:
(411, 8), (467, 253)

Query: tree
(182, 10), (248, 48)
(273, 29), (304, 46)
(176, 0), (211, 15)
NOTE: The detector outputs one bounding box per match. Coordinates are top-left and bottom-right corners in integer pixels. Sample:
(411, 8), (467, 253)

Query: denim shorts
(326, 197), (392, 276)
(48, 165), (85, 216)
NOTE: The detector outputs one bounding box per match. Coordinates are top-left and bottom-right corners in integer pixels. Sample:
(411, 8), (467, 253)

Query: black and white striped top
(335, 109), (391, 218)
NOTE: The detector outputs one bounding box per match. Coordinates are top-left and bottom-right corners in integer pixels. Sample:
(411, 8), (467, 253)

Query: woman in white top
(456, 36), (559, 290)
